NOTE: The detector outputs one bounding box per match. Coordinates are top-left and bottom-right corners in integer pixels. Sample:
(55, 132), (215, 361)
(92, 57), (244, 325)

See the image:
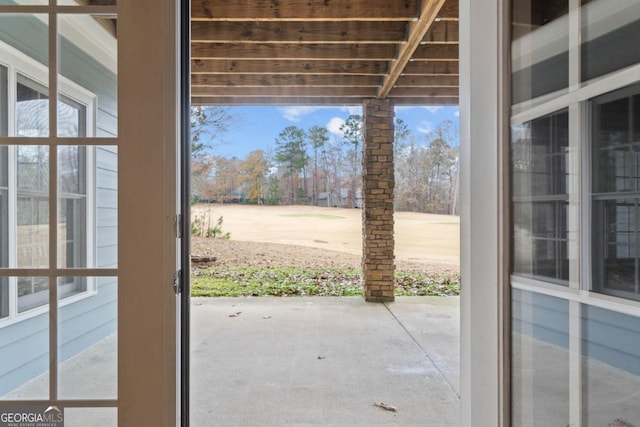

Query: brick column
(362, 98), (395, 302)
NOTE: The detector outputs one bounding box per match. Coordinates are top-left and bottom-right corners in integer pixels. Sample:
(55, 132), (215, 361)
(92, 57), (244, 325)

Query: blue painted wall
(513, 289), (640, 378)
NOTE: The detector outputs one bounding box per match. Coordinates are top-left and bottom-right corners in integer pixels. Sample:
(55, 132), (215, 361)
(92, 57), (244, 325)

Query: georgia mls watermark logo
(0, 405), (64, 427)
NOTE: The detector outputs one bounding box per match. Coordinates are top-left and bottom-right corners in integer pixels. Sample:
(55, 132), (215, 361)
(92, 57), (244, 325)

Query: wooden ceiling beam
(192, 96), (459, 106)
(192, 0), (419, 21)
(191, 43), (398, 61)
(191, 21), (408, 44)
(402, 60), (459, 75)
(395, 75), (459, 87)
(377, 0), (447, 98)
(192, 59), (389, 75)
(423, 21), (459, 43)
(438, 0), (459, 19)
(192, 96), (366, 106)
(192, 74), (383, 88)
(192, 87), (378, 97)
(188, 1), (459, 106)
(387, 87), (459, 97)
(388, 96), (458, 105)
(413, 43), (458, 60)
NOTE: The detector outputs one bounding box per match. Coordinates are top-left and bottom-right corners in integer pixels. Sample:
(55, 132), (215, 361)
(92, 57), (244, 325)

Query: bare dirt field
(191, 204), (459, 274)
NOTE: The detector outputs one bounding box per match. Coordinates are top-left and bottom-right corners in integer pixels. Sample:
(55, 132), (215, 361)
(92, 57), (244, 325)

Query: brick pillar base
(362, 99), (395, 302)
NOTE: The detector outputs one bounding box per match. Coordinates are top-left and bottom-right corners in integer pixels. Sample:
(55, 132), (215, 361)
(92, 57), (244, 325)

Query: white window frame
(0, 40), (97, 327)
(509, 1), (640, 426)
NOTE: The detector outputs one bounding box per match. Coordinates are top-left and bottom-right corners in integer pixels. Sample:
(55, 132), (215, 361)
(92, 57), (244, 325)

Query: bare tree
(190, 106), (239, 203)
(308, 125), (329, 205)
(339, 114), (363, 207)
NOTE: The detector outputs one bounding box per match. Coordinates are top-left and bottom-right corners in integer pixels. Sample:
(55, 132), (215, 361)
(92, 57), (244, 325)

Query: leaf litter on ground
(374, 402), (397, 412)
(193, 266), (459, 298)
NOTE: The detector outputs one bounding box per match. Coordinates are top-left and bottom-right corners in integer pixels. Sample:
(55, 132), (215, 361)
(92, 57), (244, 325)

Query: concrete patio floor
(191, 296), (460, 426)
(2, 296), (460, 426)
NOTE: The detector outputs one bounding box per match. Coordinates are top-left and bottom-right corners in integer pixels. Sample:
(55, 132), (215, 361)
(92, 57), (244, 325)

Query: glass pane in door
(64, 407), (117, 427)
(58, 14), (118, 138)
(57, 277), (117, 400)
(582, 305), (640, 426)
(511, 0), (569, 104)
(0, 277), (50, 400)
(512, 289), (570, 426)
(581, 0), (640, 82)
(58, 146), (87, 268)
(17, 146), (49, 268)
(17, 75), (49, 138)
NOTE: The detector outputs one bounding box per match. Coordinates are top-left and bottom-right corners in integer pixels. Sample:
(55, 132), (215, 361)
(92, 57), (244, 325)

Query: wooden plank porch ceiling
(191, 0), (459, 106)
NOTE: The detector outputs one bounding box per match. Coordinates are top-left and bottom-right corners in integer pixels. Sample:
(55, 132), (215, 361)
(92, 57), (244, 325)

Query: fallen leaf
(317, 356), (326, 360)
(373, 402), (397, 412)
(611, 419), (635, 427)
(228, 312), (242, 317)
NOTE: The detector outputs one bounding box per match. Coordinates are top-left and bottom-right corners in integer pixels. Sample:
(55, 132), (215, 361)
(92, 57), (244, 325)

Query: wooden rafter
(192, 59), (390, 75)
(192, 96), (459, 106)
(423, 21), (459, 43)
(438, 0), (459, 19)
(192, 0), (419, 21)
(189, 0), (459, 106)
(192, 87), (379, 97)
(377, 0), (447, 98)
(192, 21), (408, 44)
(191, 43), (398, 61)
(395, 75), (458, 87)
(403, 61), (459, 75)
(386, 87), (459, 97)
(192, 74), (383, 88)
(413, 44), (459, 60)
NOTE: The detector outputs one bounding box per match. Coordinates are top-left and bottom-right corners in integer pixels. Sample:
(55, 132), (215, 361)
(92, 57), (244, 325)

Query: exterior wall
(96, 146), (118, 268)
(513, 291), (640, 378)
(361, 98), (395, 302)
(0, 14), (117, 396)
(0, 314), (48, 396)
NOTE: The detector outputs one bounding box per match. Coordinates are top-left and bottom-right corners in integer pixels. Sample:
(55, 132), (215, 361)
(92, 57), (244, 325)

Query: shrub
(191, 214), (231, 239)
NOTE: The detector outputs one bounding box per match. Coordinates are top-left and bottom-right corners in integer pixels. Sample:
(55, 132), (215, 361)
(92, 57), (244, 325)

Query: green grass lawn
(192, 267), (460, 297)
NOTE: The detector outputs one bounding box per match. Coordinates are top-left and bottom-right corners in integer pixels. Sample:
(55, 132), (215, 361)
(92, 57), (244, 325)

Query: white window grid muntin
(0, 41), (100, 325)
(510, 0), (640, 118)
(509, 3), (640, 426)
(510, 60), (640, 301)
(511, 62), (640, 125)
(589, 84), (640, 301)
(509, 0), (640, 76)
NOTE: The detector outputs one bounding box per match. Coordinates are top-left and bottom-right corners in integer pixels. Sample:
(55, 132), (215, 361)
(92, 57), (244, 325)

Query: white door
(0, 1), (182, 425)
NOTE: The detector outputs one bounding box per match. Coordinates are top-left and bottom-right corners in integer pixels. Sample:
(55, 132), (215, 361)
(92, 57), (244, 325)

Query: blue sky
(210, 105), (460, 159)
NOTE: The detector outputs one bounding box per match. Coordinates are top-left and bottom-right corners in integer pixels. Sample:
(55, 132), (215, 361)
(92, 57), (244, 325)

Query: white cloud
(279, 106), (323, 122)
(416, 120), (434, 135)
(326, 117), (346, 137)
(453, 109), (460, 117)
(339, 106), (362, 116)
(423, 106), (443, 114)
(394, 106), (416, 112)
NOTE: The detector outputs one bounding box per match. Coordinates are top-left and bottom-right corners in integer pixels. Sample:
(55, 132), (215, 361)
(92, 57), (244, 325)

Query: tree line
(191, 107), (460, 215)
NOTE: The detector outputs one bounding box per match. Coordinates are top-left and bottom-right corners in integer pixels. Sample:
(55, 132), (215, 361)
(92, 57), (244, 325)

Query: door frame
(118, 0), (181, 424)
(459, 0), (511, 425)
